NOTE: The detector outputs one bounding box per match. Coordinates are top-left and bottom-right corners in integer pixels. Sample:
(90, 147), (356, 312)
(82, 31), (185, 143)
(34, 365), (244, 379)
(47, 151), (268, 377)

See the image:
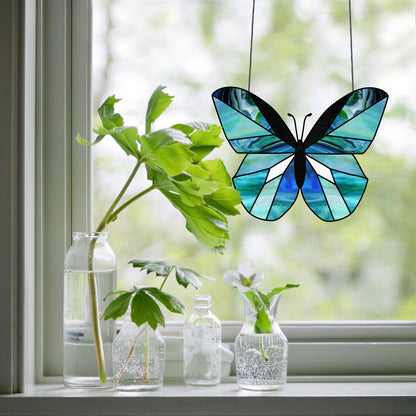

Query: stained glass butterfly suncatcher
(212, 87), (388, 222)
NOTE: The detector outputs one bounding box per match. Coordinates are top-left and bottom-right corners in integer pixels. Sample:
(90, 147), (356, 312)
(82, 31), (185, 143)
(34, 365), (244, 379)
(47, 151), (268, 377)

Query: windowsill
(1, 379), (416, 416)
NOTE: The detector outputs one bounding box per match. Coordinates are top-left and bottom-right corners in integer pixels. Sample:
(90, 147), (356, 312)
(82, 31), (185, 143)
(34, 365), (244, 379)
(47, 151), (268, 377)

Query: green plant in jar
(77, 86), (241, 383)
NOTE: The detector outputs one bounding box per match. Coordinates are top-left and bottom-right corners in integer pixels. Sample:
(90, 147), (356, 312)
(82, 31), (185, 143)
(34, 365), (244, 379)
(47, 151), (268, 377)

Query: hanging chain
(248, 0), (354, 92)
(348, 0), (355, 91)
(248, 0), (256, 91)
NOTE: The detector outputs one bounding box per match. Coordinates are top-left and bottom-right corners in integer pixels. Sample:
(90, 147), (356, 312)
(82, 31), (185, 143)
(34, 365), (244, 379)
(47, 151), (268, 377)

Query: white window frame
(1, 0), (415, 403)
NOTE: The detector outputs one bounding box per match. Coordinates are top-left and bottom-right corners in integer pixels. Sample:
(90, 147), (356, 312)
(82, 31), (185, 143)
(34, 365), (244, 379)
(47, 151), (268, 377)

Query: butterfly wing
(212, 86), (299, 220)
(212, 87), (297, 153)
(302, 87), (388, 221)
(233, 153), (299, 220)
(304, 87), (388, 154)
(302, 154), (368, 221)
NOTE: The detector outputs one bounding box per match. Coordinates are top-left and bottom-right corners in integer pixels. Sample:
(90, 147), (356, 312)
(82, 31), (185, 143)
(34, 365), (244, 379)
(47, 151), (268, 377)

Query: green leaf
(201, 159), (232, 188)
(129, 259), (174, 277)
(93, 125), (140, 158)
(199, 160), (241, 215)
(141, 129), (194, 176)
(145, 85), (174, 133)
(159, 189), (229, 253)
(76, 133), (105, 147)
(102, 291), (134, 321)
(170, 167), (218, 207)
(254, 307), (273, 334)
(254, 289), (271, 309)
(172, 123), (223, 162)
(244, 290), (263, 310)
(143, 287), (185, 314)
(267, 284), (300, 298)
(103, 289), (131, 302)
(174, 266), (210, 289)
(204, 188), (242, 216)
(131, 289), (165, 330)
(129, 259), (213, 289)
(97, 95), (124, 129)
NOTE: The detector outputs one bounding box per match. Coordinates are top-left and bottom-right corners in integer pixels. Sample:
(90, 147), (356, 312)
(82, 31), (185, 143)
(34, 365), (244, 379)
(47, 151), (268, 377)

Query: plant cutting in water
(224, 260), (299, 360)
(103, 260), (212, 387)
(77, 86), (241, 383)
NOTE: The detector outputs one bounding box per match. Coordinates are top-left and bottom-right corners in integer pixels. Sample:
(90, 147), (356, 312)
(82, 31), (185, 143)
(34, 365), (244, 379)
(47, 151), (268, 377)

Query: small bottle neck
(192, 294), (212, 314)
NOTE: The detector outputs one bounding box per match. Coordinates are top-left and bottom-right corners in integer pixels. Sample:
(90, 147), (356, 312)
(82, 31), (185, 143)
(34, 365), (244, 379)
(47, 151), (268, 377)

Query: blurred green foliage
(92, 0), (416, 321)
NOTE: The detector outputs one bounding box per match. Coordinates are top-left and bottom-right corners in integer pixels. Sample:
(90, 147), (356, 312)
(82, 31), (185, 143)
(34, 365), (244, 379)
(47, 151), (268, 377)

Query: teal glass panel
(250, 177), (282, 220)
(302, 160), (333, 221)
(319, 177), (350, 220)
(328, 99), (388, 141)
(235, 154), (293, 177)
(267, 160), (298, 220)
(333, 171), (368, 212)
(213, 97), (272, 141)
(233, 170), (269, 212)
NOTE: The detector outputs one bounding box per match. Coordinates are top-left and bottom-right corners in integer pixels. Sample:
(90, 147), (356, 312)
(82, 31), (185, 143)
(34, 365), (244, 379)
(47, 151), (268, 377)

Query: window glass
(92, 0), (416, 321)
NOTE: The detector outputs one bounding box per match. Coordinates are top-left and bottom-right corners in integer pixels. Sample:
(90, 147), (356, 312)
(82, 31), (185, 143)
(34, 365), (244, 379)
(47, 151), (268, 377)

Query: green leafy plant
(77, 86), (241, 383)
(223, 260), (299, 361)
(244, 285), (299, 334)
(103, 260), (212, 386)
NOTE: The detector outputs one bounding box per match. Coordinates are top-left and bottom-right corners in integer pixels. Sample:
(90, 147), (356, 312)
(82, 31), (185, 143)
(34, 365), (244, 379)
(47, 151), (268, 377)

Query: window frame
(35, 0), (92, 382)
(2, 0), (415, 396)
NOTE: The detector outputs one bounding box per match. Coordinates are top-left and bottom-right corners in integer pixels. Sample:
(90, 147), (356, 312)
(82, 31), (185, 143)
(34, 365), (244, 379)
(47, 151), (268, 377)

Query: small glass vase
(113, 315), (166, 391)
(235, 293), (288, 391)
(63, 232), (116, 389)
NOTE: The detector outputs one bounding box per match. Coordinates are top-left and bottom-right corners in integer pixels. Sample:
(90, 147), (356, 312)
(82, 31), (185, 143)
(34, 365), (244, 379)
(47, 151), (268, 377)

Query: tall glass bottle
(63, 232), (116, 388)
(183, 295), (221, 386)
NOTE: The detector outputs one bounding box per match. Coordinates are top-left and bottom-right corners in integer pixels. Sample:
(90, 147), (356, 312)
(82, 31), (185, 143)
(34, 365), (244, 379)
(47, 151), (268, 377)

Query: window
(1, 0), (415, 400)
(91, 0), (416, 323)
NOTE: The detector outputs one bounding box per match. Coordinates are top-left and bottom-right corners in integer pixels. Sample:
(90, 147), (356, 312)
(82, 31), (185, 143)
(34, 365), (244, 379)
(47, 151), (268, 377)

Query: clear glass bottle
(63, 232), (116, 388)
(112, 314), (166, 391)
(183, 294), (221, 386)
(235, 293), (288, 391)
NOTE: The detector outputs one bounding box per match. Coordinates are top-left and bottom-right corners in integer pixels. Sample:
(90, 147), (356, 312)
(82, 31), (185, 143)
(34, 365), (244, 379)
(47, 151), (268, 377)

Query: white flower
(223, 260), (264, 292)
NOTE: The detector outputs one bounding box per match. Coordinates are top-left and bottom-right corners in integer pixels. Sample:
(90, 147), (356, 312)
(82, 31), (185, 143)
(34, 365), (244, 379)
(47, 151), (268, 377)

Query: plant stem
(88, 159), (146, 384)
(159, 273), (170, 291)
(113, 273), (172, 385)
(88, 238), (107, 383)
(107, 184), (155, 224)
(96, 160), (142, 232)
(259, 338), (269, 361)
(114, 324), (146, 388)
(143, 323), (149, 381)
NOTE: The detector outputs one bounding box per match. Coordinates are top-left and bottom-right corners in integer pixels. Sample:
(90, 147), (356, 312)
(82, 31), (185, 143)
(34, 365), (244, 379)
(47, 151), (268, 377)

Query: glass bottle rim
(193, 294), (212, 308)
(72, 231), (109, 240)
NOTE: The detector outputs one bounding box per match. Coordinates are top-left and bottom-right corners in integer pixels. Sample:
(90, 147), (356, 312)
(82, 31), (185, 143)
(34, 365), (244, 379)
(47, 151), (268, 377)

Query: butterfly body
(212, 86), (388, 222)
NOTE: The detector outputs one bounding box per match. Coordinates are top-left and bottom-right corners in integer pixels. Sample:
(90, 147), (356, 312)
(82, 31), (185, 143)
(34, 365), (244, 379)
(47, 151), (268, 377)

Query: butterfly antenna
(287, 113), (299, 141)
(301, 113), (313, 142)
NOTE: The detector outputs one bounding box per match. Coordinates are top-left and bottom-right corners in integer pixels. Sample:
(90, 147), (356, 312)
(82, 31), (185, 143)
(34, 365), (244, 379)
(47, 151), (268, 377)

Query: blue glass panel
(326, 89), (387, 134)
(306, 135), (372, 154)
(319, 177), (350, 220)
(267, 160), (298, 220)
(327, 99), (387, 141)
(235, 154), (293, 177)
(251, 177), (281, 220)
(302, 161), (333, 221)
(333, 171), (367, 212)
(233, 170), (269, 212)
(213, 97), (272, 141)
(213, 87), (273, 131)
(230, 135), (292, 154)
(306, 154), (365, 177)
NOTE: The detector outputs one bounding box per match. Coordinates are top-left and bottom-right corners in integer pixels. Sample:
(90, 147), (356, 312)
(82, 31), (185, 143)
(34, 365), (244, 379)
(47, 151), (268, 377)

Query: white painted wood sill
(1, 379), (415, 416)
